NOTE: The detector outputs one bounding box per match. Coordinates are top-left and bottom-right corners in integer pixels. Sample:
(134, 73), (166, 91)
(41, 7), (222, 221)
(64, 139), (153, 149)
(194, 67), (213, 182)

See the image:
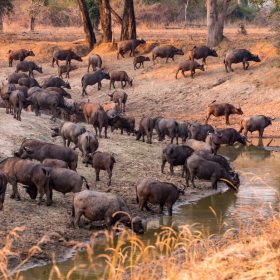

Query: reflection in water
(20, 142), (280, 279)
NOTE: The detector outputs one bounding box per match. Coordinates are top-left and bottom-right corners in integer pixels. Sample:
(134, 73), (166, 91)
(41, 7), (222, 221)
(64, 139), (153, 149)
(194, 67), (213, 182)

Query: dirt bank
(0, 26), (279, 270)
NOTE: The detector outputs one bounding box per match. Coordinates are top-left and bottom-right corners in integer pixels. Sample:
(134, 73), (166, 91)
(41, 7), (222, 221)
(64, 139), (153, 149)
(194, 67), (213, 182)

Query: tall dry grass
(1, 206), (280, 280)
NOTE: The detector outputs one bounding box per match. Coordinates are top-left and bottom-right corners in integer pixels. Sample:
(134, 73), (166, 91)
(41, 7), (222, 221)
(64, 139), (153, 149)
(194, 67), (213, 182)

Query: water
(19, 139), (280, 279)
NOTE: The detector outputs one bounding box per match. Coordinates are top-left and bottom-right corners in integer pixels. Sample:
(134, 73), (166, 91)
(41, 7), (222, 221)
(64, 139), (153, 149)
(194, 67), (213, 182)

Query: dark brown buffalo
(161, 144), (194, 176)
(81, 69), (110, 96)
(108, 90), (127, 112)
(133, 56), (150, 70)
(92, 107), (109, 138)
(188, 122), (214, 141)
(109, 71), (133, 90)
(154, 117), (179, 144)
(15, 139), (78, 171)
(117, 39), (146, 59)
(111, 115), (135, 135)
(0, 171), (8, 211)
(188, 46), (218, 64)
(136, 116), (154, 144)
(42, 77), (71, 89)
(51, 122), (86, 148)
(205, 101), (243, 125)
(0, 157), (51, 205)
(42, 159), (69, 169)
(9, 89), (31, 121)
(152, 45), (184, 63)
(178, 122), (189, 143)
(52, 49), (83, 67)
(136, 178), (184, 216)
(185, 154), (240, 191)
(25, 168), (90, 201)
(0, 83), (16, 113)
(26, 89), (64, 121)
(87, 54), (102, 72)
(8, 49), (35, 67)
(83, 152), (116, 186)
(7, 72), (29, 84)
(175, 60), (205, 79)
(72, 190), (144, 234)
(216, 128), (247, 145)
(15, 61), (43, 78)
(78, 131), (99, 163)
(18, 77), (40, 88)
(58, 64), (78, 79)
(239, 115), (272, 138)
(224, 49), (261, 72)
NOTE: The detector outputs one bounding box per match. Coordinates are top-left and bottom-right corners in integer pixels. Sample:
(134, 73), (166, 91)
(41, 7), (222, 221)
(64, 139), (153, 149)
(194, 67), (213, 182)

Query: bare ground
(0, 26), (279, 269)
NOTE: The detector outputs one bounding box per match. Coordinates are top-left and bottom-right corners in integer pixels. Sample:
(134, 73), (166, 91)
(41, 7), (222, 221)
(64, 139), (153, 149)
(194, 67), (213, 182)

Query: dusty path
(0, 26), (279, 269)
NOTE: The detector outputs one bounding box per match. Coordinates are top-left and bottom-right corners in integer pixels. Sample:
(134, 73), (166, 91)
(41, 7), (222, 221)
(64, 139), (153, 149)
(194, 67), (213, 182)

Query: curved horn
(220, 178), (238, 191)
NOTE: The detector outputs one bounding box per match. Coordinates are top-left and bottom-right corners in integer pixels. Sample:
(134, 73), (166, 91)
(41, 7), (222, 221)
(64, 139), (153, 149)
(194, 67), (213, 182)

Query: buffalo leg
(203, 57), (206, 64)
(159, 204), (164, 214)
(161, 159), (166, 173)
(37, 187), (45, 205)
(107, 167), (112, 186)
(95, 168), (100, 181)
(175, 69), (180, 79)
(211, 177), (218, 190)
(170, 164), (174, 175)
(182, 70), (187, 78)
(104, 126), (108, 138)
(224, 62), (229, 73)
(74, 211), (83, 228)
(11, 180), (21, 200)
(229, 63), (234, 72)
(259, 128), (264, 138)
(98, 127), (102, 138)
(185, 168), (190, 187)
(225, 113), (230, 125)
(167, 204), (173, 216)
(205, 113), (211, 124)
(52, 58), (55, 67)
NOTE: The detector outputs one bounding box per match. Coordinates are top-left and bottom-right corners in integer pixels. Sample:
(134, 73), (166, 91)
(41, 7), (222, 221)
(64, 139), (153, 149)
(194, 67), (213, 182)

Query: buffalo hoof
(46, 201), (52, 206)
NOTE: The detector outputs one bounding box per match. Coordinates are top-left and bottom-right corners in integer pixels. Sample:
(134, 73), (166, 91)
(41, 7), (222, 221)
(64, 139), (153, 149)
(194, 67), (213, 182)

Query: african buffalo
(72, 190), (144, 233)
(136, 178), (185, 216)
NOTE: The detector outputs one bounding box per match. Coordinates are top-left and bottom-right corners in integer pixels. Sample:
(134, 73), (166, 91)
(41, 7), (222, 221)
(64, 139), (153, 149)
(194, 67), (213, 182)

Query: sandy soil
(0, 26), (279, 269)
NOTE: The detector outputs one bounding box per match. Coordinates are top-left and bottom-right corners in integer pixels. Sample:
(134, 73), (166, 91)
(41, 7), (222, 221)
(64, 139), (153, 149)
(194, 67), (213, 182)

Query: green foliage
(228, 3), (258, 21)
(0, 0), (13, 15)
(86, 0), (100, 20)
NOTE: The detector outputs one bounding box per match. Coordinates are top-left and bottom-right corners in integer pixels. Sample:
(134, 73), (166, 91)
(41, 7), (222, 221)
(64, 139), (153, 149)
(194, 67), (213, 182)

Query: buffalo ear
(23, 146), (33, 154)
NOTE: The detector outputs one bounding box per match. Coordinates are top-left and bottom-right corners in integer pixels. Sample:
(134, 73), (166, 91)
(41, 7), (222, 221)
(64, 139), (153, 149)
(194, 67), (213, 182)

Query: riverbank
(0, 25), (280, 274)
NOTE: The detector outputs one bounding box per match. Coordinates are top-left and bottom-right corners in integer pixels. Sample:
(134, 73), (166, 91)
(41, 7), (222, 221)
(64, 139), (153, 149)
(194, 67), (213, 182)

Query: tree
(99, 0), (112, 42)
(29, 0), (48, 32)
(77, 0), (96, 49)
(0, 0), (13, 32)
(121, 0), (136, 40)
(206, 0), (231, 47)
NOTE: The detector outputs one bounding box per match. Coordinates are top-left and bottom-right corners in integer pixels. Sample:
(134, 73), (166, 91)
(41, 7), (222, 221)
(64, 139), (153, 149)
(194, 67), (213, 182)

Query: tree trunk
(77, 0), (96, 49)
(30, 16), (35, 32)
(121, 0), (136, 41)
(99, 0), (112, 42)
(207, 0), (230, 47)
(0, 13), (3, 32)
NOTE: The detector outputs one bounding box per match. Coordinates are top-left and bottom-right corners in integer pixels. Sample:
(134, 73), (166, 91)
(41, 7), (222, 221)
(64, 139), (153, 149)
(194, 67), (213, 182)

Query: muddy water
(19, 139), (280, 279)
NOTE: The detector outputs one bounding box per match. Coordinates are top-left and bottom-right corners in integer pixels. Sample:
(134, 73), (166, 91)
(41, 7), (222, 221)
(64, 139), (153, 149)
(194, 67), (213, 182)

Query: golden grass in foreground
(1, 207), (280, 280)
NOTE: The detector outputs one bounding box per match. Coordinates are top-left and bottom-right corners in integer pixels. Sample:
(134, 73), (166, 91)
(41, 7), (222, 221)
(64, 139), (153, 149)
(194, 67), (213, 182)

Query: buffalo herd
(0, 38), (271, 235)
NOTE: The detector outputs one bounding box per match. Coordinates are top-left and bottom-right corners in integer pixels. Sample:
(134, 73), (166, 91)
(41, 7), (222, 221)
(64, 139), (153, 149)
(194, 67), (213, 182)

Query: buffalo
(136, 178), (185, 216)
(72, 190), (144, 233)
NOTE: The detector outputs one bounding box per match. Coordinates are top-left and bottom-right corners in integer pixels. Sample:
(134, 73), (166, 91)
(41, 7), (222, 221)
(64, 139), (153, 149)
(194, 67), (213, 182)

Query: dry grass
(1, 207), (280, 280)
